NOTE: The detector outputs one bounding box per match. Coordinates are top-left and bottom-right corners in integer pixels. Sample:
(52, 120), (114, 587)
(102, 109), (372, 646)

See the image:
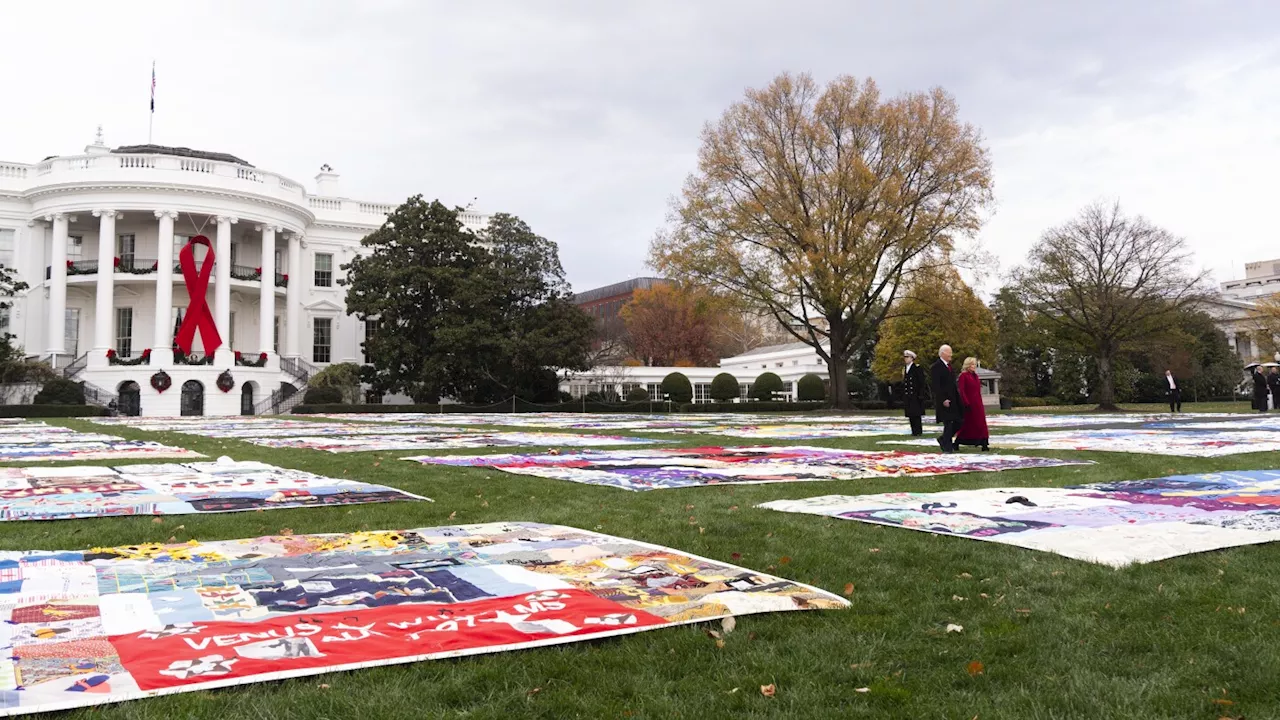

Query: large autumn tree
(1011, 201), (1210, 410)
(870, 265), (995, 382)
(344, 198), (592, 403)
(620, 283), (718, 366)
(651, 73), (993, 407)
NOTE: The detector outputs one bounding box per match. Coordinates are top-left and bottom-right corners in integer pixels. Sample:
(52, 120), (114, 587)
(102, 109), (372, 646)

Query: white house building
(0, 134), (487, 416)
(562, 341), (1004, 407)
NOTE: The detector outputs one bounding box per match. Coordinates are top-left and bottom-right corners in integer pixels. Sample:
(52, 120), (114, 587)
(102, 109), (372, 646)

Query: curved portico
(0, 137), (490, 415)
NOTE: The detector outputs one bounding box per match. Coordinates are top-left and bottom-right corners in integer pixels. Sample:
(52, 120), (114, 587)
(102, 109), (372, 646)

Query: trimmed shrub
(661, 372), (693, 404)
(796, 373), (826, 402)
(308, 362), (363, 404)
(709, 373), (740, 402)
(302, 386), (344, 405)
(33, 379), (85, 405)
(750, 372), (784, 401)
(626, 387), (650, 402)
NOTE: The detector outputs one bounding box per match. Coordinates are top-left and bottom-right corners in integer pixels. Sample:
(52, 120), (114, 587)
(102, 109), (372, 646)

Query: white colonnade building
(0, 135), (487, 416)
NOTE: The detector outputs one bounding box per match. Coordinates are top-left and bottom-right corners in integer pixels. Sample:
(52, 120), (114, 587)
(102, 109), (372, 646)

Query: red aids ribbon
(174, 235), (223, 356)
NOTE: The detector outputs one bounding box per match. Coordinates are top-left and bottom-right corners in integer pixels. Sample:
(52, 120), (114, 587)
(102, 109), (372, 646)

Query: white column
(153, 210), (178, 355)
(285, 233), (302, 357)
(214, 216), (236, 344)
(91, 209), (117, 362)
(259, 225), (278, 354)
(45, 213), (68, 356)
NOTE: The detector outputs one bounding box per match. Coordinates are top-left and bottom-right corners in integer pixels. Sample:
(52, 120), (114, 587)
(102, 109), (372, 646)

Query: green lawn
(9, 413), (1278, 719)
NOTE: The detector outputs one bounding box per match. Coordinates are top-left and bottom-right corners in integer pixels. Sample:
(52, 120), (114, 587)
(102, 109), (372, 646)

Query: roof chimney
(315, 164), (339, 196)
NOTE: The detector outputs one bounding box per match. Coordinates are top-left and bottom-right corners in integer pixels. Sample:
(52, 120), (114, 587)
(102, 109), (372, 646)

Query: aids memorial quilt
(310, 413), (903, 431)
(643, 423), (908, 439)
(983, 413), (1243, 429)
(0, 459), (426, 521)
(1145, 417), (1280, 432)
(406, 446), (1091, 491)
(0, 522), (846, 715)
(883, 428), (1280, 457)
(758, 469), (1280, 566)
(0, 441), (203, 463)
(245, 432), (662, 453)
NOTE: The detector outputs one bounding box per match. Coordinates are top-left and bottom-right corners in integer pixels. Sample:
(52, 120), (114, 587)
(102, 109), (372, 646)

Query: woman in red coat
(955, 357), (990, 451)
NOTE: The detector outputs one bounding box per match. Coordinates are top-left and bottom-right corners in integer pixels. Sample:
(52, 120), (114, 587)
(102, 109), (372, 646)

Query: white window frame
(0, 228), (14, 267)
(314, 252), (334, 288)
(312, 316), (333, 363)
(115, 307), (133, 357)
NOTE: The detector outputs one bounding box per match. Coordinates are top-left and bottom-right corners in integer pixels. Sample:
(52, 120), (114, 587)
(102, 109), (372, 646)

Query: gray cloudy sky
(3, 0), (1278, 294)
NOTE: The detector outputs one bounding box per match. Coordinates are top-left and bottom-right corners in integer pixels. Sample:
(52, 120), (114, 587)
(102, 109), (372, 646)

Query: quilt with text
(0, 459), (426, 521)
(757, 469), (1280, 566)
(0, 522), (846, 715)
(405, 446), (1091, 491)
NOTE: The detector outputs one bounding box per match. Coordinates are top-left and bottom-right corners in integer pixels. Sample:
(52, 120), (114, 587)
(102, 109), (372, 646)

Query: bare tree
(652, 73), (993, 408)
(1012, 201), (1211, 410)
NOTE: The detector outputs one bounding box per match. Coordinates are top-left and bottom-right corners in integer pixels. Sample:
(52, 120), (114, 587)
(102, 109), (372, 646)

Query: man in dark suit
(1164, 369), (1182, 413)
(901, 350), (926, 436)
(931, 344), (962, 452)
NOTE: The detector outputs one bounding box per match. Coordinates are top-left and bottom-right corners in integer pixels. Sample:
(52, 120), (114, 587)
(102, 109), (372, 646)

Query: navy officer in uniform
(901, 350), (926, 436)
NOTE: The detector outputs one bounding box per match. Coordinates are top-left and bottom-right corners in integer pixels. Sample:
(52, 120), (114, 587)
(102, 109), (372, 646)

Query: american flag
(150, 62), (156, 112)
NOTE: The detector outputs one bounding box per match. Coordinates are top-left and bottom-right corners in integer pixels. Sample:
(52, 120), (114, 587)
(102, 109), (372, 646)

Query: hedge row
(291, 400), (893, 415)
(0, 405), (108, 418)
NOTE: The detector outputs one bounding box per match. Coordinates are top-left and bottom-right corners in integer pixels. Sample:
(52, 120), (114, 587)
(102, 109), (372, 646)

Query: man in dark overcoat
(931, 344), (962, 452)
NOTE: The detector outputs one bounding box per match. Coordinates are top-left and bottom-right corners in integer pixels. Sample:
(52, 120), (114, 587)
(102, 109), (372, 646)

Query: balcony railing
(30, 152), (308, 207)
(230, 265), (261, 281)
(44, 259), (289, 285)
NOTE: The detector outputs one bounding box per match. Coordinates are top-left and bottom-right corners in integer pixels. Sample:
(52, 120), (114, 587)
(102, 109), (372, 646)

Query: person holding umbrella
(1265, 363), (1280, 411)
(1249, 362), (1269, 412)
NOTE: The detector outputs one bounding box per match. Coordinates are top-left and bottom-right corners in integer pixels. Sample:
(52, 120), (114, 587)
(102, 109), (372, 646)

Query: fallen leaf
(685, 504), (695, 510)
(728, 505), (738, 511)
(980, 593), (989, 599)
(966, 660), (984, 676)
(779, 556), (791, 565)
(279, 528), (293, 536)
(527, 687), (542, 697)
(760, 684), (776, 698)
(731, 552), (742, 561)
(688, 516), (697, 524)
(727, 688), (739, 694)
(448, 511), (457, 520)
(957, 572), (972, 579)
(722, 617), (736, 635)
(151, 518), (164, 524)
(868, 548), (880, 553)
(953, 595), (967, 602)
(946, 623), (964, 634)
(706, 629), (721, 640)
(699, 527), (705, 535)
(481, 500), (489, 508)
(173, 525), (185, 531)
(854, 687), (870, 693)
(715, 639), (725, 649)
(318, 683), (330, 689)
(372, 461), (380, 467)
(843, 583), (855, 596)
(1212, 699), (1234, 706)
(747, 632), (758, 641)
(167, 536), (176, 542)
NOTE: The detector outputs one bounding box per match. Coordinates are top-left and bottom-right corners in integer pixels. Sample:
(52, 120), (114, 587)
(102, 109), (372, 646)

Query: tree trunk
(827, 316), (850, 409)
(1095, 352), (1118, 411)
